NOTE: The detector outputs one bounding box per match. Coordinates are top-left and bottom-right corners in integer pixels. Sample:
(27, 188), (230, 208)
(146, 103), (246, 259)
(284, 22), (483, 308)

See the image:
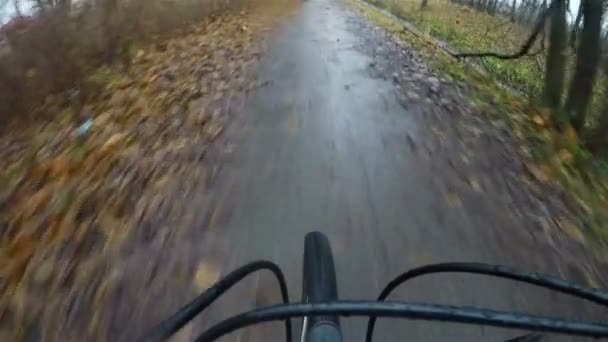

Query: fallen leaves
(204, 122), (224, 142)
(557, 149), (573, 164)
(469, 178), (482, 192)
(100, 133), (128, 154)
(562, 125), (578, 148)
(24, 186), (53, 217)
(0, 1), (294, 337)
(31, 260), (55, 286)
(531, 114), (546, 127)
(556, 218), (586, 244)
(193, 262), (221, 291)
(525, 162), (550, 183)
(445, 192), (462, 207)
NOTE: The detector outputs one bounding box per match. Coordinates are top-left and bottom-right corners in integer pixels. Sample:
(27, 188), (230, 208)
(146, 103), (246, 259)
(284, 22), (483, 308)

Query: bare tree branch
(13, 0), (21, 16)
(450, 0), (554, 59)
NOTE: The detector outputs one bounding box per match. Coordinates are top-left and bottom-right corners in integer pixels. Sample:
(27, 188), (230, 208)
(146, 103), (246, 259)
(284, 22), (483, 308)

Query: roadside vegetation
(0, 0), (295, 339)
(367, 0), (546, 96)
(352, 0), (608, 250)
(0, 0), (255, 122)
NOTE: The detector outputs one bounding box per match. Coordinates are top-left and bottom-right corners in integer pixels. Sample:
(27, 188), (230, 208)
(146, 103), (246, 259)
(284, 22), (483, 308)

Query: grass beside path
(364, 0), (545, 97)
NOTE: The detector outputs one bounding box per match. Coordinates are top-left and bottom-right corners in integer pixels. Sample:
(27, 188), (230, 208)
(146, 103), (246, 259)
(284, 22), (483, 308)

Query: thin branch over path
(450, 2), (554, 60)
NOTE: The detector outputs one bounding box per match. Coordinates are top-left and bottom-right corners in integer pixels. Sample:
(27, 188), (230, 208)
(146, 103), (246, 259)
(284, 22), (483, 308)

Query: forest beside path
(0, 0), (608, 340)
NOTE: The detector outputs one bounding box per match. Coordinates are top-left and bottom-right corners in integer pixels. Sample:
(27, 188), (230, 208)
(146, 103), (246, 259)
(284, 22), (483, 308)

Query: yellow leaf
(563, 125), (578, 148)
(193, 262), (220, 291)
(146, 74), (160, 85)
(557, 219), (585, 244)
(101, 133), (127, 154)
(93, 111), (113, 128)
(445, 192), (462, 207)
(25, 68), (36, 78)
(204, 122), (223, 141)
(531, 115), (545, 127)
(470, 179), (482, 192)
(525, 163), (549, 183)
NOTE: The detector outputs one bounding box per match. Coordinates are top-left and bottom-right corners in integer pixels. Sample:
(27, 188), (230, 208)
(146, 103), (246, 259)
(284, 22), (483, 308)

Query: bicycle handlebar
(143, 260), (608, 342)
(365, 262), (608, 342)
(194, 301), (608, 341)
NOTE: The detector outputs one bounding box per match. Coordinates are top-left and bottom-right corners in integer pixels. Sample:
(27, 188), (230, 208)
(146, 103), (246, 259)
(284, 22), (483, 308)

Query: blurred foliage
(0, 0), (256, 123)
(0, 0), (298, 338)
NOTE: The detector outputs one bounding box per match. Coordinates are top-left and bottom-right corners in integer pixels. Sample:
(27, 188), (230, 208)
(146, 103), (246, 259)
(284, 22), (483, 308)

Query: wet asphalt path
(187, 0), (604, 340)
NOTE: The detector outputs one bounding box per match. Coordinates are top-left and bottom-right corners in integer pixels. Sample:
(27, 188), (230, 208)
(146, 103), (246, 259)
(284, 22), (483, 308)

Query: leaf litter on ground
(0, 0), (297, 338)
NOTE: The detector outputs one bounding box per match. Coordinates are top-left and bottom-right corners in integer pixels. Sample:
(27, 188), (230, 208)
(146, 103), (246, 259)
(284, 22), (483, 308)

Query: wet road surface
(164, 0), (605, 340)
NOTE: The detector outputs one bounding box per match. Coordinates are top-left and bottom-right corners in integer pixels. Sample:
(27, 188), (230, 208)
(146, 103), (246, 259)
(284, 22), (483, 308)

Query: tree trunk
(530, 0), (542, 23)
(12, 0), (21, 16)
(585, 59), (608, 153)
(542, 0), (567, 109)
(510, 0), (517, 21)
(102, 0), (119, 62)
(517, 0), (530, 22)
(0, 64), (25, 118)
(565, 0), (603, 130)
(524, 0), (535, 23)
(487, 0), (497, 13)
(570, 1), (584, 48)
(476, 0), (486, 10)
(34, 0), (45, 11)
(421, 0), (429, 9)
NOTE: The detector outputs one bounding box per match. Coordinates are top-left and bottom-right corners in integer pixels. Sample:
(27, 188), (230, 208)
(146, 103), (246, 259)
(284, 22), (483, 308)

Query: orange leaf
(7, 232), (35, 260)
(24, 186), (53, 217)
(531, 115), (545, 127)
(49, 153), (71, 180)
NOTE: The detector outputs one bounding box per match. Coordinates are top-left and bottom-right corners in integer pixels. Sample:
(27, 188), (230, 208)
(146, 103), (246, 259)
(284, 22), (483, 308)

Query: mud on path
(1, 0), (607, 340)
